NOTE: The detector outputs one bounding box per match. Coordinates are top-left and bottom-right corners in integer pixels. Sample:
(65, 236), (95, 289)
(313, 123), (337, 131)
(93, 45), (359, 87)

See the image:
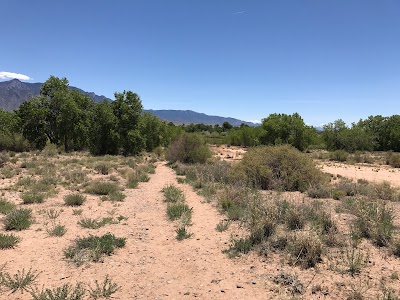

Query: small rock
(183, 291), (190, 295)
(236, 283), (243, 289)
(220, 289), (225, 293)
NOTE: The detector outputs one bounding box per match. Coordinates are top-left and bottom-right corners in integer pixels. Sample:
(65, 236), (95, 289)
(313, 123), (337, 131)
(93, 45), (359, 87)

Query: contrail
(233, 11), (245, 14)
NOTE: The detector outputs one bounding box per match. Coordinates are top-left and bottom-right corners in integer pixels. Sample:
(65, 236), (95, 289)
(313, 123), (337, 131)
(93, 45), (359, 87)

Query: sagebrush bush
(162, 185), (184, 203)
(387, 152), (400, 168)
(329, 150), (349, 162)
(0, 198), (16, 214)
(4, 208), (32, 230)
(21, 191), (45, 204)
(166, 203), (192, 221)
(230, 145), (325, 192)
(64, 233), (126, 265)
(85, 181), (119, 195)
(64, 194), (86, 206)
(166, 133), (211, 164)
(287, 232), (323, 268)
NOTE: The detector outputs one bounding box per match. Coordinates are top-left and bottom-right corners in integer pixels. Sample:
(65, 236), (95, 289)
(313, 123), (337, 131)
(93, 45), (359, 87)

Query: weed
(287, 232), (323, 268)
(30, 282), (86, 300)
(78, 217), (117, 229)
(94, 163), (111, 175)
(176, 226), (192, 241)
(100, 191), (126, 202)
(272, 272), (304, 295)
(0, 198), (16, 214)
(392, 238), (400, 257)
(4, 208), (32, 231)
(64, 194), (86, 206)
(223, 237), (253, 257)
(88, 275), (120, 299)
(166, 203), (192, 221)
(72, 209), (83, 216)
(47, 224), (67, 237)
(64, 233), (126, 266)
(329, 150), (349, 162)
(85, 181), (119, 195)
(162, 185), (184, 203)
(21, 191), (45, 204)
(285, 207), (306, 230)
(46, 209), (62, 220)
(216, 220), (230, 232)
(0, 268), (40, 294)
(0, 233), (21, 249)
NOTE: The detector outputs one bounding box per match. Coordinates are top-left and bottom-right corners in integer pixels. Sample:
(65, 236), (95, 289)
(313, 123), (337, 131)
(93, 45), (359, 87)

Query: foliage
(85, 181), (119, 195)
(30, 283), (86, 300)
(0, 268), (40, 294)
(176, 226), (192, 241)
(64, 194), (86, 206)
(88, 275), (120, 299)
(166, 203), (192, 221)
(231, 145), (325, 191)
(166, 133), (211, 164)
(47, 224), (67, 237)
(0, 198), (16, 214)
(0, 233), (21, 249)
(4, 208), (32, 231)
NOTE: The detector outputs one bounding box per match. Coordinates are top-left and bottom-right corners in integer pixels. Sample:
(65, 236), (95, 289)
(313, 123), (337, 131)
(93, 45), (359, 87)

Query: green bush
(162, 185), (184, 203)
(85, 181), (119, 195)
(4, 208), (32, 230)
(0, 198), (16, 214)
(64, 233), (126, 265)
(387, 152), (400, 168)
(166, 203), (192, 221)
(0, 233), (21, 249)
(230, 145), (325, 191)
(21, 191), (45, 204)
(30, 282), (86, 300)
(166, 133), (211, 164)
(329, 150), (349, 162)
(64, 194), (86, 206)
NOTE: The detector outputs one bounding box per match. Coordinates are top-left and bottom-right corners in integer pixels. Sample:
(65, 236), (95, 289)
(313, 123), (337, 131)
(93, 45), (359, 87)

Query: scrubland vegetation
(0, 75), (400, 299)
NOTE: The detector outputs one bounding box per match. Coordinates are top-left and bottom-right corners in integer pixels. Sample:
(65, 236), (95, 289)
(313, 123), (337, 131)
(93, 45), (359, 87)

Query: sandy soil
(318, 161), (400, 187)
(1, 162), (272, 300)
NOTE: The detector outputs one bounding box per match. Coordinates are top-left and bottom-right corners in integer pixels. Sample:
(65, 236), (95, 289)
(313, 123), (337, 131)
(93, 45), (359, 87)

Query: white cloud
(248, 119), (261, 124)
(0, 71), (32, 81)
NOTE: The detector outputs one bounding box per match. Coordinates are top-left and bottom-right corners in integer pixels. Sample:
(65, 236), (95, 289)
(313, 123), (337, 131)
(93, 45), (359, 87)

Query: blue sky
(1, 1), (399, 125)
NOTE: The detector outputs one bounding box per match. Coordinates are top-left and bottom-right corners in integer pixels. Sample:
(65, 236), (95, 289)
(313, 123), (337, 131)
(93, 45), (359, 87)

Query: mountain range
(0, 79), (257, 126)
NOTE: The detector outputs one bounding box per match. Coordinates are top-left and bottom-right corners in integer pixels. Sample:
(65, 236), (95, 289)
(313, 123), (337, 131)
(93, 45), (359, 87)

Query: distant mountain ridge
(0, 79), (257, 126)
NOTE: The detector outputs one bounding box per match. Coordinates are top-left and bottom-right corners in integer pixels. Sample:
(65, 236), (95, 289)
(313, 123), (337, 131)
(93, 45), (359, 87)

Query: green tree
(112, 91), (144, 155)
(139, 113), (167, 152)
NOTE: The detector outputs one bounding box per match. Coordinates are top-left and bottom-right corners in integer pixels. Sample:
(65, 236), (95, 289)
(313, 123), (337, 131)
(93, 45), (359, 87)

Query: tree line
(1, 76), (399, 154)
(0, 76), (182, 154)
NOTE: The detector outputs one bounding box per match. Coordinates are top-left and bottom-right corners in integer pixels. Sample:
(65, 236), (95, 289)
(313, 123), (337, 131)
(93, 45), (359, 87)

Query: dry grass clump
(64, 193), (86, 206)
(64, 233), (126, 266)
(230, 145), (325, 192)
(85, 180), (120, 195)
(4, 208), (33, 231)
(0, 233), (21, 249)
(0, 198), (16, 214)
(386, 152), (400, 168)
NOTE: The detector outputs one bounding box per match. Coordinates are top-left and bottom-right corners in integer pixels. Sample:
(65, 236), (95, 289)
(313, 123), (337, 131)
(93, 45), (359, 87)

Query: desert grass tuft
(85, 181), (120, 195)
(162, 185), (184, 203)
(88, 275), (120, 299)
(47, 224), (67, 237)
(166, 203), (192, 221)
(0, 268), (40, 294)
(4, 208), (32, 231)
(30, 282), (86, 300)
(64, 194), (86, 206)
(0, 198), (16, 214)
(0, 233), (21, 249)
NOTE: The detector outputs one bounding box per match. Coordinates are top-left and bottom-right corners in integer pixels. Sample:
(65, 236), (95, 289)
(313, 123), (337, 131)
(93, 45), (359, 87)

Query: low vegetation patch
(85, 180), (120, 195)
(166, 203), (192, 221)
(162, 185), (185, 203)
(0, 233), (21, 249)
(64, 233), (126, 266)
(64, 193), (86, 206)
(0, 198), (16, 214)
(47, 224), (67, 237)
(0, 267), (40, 294)
(21, 191), (45, 204)
(4, 208), (33, 231)
(166, 133), (211, 164)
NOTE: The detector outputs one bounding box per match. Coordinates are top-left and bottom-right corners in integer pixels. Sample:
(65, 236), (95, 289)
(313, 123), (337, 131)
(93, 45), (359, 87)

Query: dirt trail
(2, 162), (271, 300)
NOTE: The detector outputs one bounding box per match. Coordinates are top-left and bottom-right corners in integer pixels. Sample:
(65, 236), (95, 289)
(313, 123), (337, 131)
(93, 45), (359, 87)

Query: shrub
(4, 208), (32, 231)
(0, 268), (40, 294)
(166, 133), (211, 164)
(392, 238), (400, 257)
(162, 185), (184, 203)
(216, 220), (230, 232)
(100, 191), (126, 202)
(94, 162), (111, 175)
(353, 200), (394, 247)
(85, 181), (120, 195)
(287, 232), (323, 268)
(78, 217), (117, 229)
(176, 226), (192, 241)
(166, 203), (192, 221)
(387, 152), (400, 168)
(0, 233), (21, 249)
(47, 224), (67, 237)
(30, 282), (86, 300)
(285, 207), (306, 230)
(0, 151), (10, 167)
(329, 150), (349, 162)
(64, 194), (86, 206)
(88, 276), (120, 299)
(21, 191), (45, 204)
(307, 185), (331, 198)
(0, 198), (16, 214)
(230, 145), (325, 191)
(64, 233), (126, 266)
(223, 237), (253, 257)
